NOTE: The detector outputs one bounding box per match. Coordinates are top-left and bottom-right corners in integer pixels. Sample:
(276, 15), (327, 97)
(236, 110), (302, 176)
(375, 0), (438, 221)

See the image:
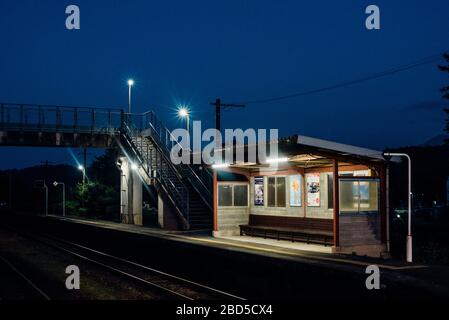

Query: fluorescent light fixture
(234, 161), (257, 166)
(212, 163), (230, 169)
(266, 157), (288, 164)
(290, 154), (322, 162)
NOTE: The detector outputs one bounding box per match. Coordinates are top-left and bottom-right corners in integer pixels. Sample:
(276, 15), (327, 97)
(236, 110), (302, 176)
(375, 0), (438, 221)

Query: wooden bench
(239, 214), (334, 246)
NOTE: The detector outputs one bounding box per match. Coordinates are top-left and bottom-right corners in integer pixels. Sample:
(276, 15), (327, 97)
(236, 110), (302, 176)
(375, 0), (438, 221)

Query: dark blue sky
(1, 0), (449, 168)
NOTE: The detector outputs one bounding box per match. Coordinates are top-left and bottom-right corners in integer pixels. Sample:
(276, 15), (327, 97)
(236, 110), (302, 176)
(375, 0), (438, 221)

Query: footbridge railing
(125, 110), (213, 210)
(0, 103), (123, 134)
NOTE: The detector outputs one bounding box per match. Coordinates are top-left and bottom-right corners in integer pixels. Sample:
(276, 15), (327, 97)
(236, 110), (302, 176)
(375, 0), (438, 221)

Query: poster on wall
(306, 173), (320, 207)
(289, 175), (302, 206)
(254, 176), (264, 206)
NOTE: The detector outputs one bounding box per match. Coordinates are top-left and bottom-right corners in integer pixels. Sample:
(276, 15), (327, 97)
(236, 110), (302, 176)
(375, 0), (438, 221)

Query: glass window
(276, 177), (286, 207)
(267, 177), (286, 208)
(339, 180), (379, 213)
(340, 180), (359, 212)
(268, 177), (276, 207)
(359, 181), (379, 211)
(218, 185), (232, 207)
(234, 185), (248, 206)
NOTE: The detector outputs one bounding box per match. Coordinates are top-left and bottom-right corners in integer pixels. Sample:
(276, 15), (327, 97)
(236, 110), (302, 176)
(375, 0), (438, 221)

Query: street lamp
(53, 181), (65, 217)
(127, 79), (134, 114)
(178, 107), (190, 132)
(384, 152), (413, 263)
(78, 165), (86, 184)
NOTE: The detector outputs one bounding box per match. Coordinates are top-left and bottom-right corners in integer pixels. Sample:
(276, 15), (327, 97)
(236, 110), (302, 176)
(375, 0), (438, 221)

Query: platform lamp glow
(78, 165), (86, 184)
(384, 152), (412, 263)
(127, 79), (134, 114)
(178, 107), (190, 133)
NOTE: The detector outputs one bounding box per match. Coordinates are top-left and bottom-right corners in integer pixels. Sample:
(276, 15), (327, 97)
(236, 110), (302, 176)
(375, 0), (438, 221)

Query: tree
(69, 149), (120, 220)
(88, 149), (120, 186)
(438, 53), (449, 143)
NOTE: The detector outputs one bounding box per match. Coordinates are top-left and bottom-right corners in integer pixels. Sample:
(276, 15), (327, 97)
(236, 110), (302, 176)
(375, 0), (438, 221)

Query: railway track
(0, 254), (51, 300)
(2, 225), (246, 301)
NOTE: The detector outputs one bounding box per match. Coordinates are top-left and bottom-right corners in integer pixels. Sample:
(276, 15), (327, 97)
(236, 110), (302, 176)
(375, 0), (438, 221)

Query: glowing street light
(212, 163), (229, 169)
(127, 79), (134, 114)
(78, 165), (86, 184)
(266, 157), (289, 164)
(178, 107), (190, 132)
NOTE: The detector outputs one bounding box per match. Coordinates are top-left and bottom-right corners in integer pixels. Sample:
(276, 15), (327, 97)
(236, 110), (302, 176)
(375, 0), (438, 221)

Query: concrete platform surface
(5, 213), (449, 298)
(46, 215), (428, 271)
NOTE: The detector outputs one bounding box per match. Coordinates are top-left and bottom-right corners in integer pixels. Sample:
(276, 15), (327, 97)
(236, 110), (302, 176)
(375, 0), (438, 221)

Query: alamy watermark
(365, 265), (380, 290)
(65, 5), (80, 30)
(169, 121), (279, 166)
(365, 5), (380, 30)
(65, 265), (80, 290)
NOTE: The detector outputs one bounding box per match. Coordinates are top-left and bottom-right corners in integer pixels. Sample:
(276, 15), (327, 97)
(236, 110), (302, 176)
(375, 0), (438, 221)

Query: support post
(132, 167), (143, 226)
(332, 159), (339, 247)
(386, 165), (390, 252)
(384, 152), (412, 263)
(380, 165), (387, 245)
(119, 156), (142, 226)
(213, 170), (218, 232)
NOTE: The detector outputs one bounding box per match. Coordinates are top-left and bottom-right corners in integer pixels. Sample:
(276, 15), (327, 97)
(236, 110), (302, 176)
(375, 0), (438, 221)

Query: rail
(0, 103), (123, 134)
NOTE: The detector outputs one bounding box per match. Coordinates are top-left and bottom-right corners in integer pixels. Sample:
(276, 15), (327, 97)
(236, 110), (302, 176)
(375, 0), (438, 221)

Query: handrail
(0, 102), (123, 112)
(0, 103), (123, 134)
(121, 122), (190, 224)
(141, 111), (213, 208)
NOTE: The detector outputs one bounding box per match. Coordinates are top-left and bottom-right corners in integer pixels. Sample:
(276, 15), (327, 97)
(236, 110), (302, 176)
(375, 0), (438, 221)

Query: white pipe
(384, 152), (412, 263)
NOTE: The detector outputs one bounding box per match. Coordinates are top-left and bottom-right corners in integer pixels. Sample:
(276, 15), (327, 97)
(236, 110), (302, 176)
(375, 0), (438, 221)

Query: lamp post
(78, 165), (86, 184)
(53, 181), (65, 217)
(44, 181), (48, 216)
(178, 107), (190, 133)
(127, 79), (134, 114)
(384, 152), (412, 263)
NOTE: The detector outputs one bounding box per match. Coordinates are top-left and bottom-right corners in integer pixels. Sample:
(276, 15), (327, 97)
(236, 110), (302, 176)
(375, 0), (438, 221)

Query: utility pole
(8, 171), (12, 211)
(53, 181), (65, 217)
(209, 98), (245, 164)
(83, 148), (87, 170)
(209, 98), (245, 134)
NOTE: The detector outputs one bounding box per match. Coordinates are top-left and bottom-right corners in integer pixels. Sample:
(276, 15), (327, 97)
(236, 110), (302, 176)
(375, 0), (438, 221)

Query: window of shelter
(267, 177), (286, 207)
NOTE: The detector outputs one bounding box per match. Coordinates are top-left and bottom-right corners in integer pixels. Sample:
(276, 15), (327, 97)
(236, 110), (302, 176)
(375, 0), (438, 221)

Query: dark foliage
(0, 149), (120, 220)
(438, 53), (449, 142)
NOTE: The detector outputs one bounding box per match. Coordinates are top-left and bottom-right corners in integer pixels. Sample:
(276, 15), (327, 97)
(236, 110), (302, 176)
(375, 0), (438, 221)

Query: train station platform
(4, 213), (449, 298)
(46, 215), (425, 271)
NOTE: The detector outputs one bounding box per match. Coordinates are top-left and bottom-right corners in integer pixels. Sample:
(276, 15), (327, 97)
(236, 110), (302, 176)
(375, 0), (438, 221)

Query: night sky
(1, 0), (449, 169)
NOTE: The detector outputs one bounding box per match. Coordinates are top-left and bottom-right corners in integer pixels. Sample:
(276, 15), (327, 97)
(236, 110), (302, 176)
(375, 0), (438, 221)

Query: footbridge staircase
(0, 103), (213, 230)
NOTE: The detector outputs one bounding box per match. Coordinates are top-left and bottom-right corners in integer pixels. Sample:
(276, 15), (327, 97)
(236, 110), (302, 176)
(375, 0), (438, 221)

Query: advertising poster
(254, 176), (264, 206)
(289, 175), (302, 206)
(306, 173), (320, 207)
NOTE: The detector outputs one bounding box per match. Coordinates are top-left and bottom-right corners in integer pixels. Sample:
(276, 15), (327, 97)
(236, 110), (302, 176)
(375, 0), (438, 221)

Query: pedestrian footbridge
(0, 103), (213, 230)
